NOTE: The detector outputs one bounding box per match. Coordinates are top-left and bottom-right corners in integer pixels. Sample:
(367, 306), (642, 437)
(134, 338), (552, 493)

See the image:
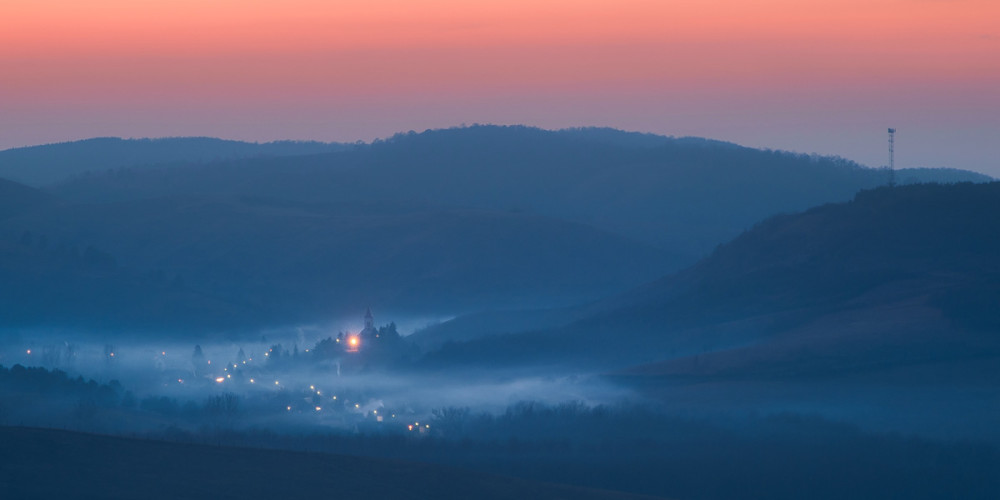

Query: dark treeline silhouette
(0, 364), (255, 432)
(133, 403), (1000, 500)
(2, 363), (997, 498)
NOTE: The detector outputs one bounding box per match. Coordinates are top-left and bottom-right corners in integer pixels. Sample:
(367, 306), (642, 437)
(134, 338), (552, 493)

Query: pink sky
(2, 0), (998, 174)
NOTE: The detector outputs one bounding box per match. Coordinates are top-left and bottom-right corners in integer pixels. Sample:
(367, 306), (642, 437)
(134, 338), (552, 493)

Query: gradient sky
(2, 0), (998, 174)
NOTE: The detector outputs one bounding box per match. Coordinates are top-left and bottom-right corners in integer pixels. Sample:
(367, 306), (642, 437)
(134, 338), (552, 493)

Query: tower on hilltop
(888, 128), (896, 187)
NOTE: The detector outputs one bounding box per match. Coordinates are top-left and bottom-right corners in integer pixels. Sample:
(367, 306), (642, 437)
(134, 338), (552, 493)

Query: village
(9, 309), (430, 435)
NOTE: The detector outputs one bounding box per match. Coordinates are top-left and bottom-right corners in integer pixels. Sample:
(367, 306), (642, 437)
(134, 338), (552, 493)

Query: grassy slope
(0, 426), (663, 500)
(421, 183), (1000, 372)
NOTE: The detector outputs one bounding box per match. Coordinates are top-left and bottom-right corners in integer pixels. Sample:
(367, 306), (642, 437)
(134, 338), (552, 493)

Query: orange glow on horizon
(1, 0), (997, 173)
(3, 1), (996, 85)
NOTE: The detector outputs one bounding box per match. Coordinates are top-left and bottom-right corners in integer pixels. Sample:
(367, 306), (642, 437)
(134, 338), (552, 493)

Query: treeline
(141, 401), (999, 500)
(0, 364), (250, 430)
(2, 367), (997, 499)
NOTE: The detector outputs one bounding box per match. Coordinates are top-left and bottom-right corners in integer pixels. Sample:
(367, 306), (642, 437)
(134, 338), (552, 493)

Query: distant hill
(0, 426), (656, 500)
(0, 196), (671, 332)
(421, 182), (1000, 374)
(49, 126), (992, 268)
(0, 178), (52, 220)
(0, 137), (349, 186)
(0, 232), (261, 331)
(3, 126), (993, 333)
(895, 167), (993, 185)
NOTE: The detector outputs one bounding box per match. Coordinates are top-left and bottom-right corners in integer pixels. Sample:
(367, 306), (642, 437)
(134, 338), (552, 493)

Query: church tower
(364, 307), (374, 331)
(359, 307), (379, 341)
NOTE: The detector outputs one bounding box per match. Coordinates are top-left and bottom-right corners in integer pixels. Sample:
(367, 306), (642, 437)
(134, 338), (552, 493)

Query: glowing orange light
(408, 425), (413, 431)
(315, 406), (322, 411)
(215, 377), (225, 383)
(275, 381), (279, 385)
(286, 406), (291, 411)
(161, 351), (166, 355)
(349, 337), (358, 346)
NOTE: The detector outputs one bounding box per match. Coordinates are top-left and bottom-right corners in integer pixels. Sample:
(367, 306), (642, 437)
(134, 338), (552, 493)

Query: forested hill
(0, 195), (671, 332)
(422, 182), (1000, 371)
(0, 178), (52, 220)
(0, 137), (348, 186)
(47, 126), (991, 265)
(623, 181), (1000, 324)
(1, 126), (993, 334)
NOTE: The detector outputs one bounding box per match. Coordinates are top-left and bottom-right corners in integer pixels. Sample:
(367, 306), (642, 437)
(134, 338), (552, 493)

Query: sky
(2, 0), (998, 175)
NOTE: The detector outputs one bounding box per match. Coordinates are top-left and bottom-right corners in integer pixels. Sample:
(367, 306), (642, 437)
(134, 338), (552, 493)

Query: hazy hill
(422, 182), (1000, 373)
(49, 126), (992, 269)
(0, 232), (261, 331)
(0, 137), (348, 186)
(0, 178), (52, 220)
(0, 195), (671, 332)
(895, 167), (994, 185)
(0, 426), (657, 500)
(4, 127), (993, 333)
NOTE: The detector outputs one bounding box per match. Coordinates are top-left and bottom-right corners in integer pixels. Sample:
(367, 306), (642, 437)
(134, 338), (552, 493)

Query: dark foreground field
(0, 426), (663, 500)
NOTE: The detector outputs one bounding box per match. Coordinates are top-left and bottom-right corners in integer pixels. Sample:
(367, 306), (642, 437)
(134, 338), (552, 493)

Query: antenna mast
(887, 128), (896, 187)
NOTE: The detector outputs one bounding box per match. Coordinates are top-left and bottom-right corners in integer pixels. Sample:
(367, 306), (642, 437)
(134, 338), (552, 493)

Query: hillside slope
(0, 196), (670, 331)
(49, 126), (992, 266)
(0, 177), (52, 221)
(422, 182), (1000, 372)
(0, 426), (659, 500)
(0, 137), (347, 186)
